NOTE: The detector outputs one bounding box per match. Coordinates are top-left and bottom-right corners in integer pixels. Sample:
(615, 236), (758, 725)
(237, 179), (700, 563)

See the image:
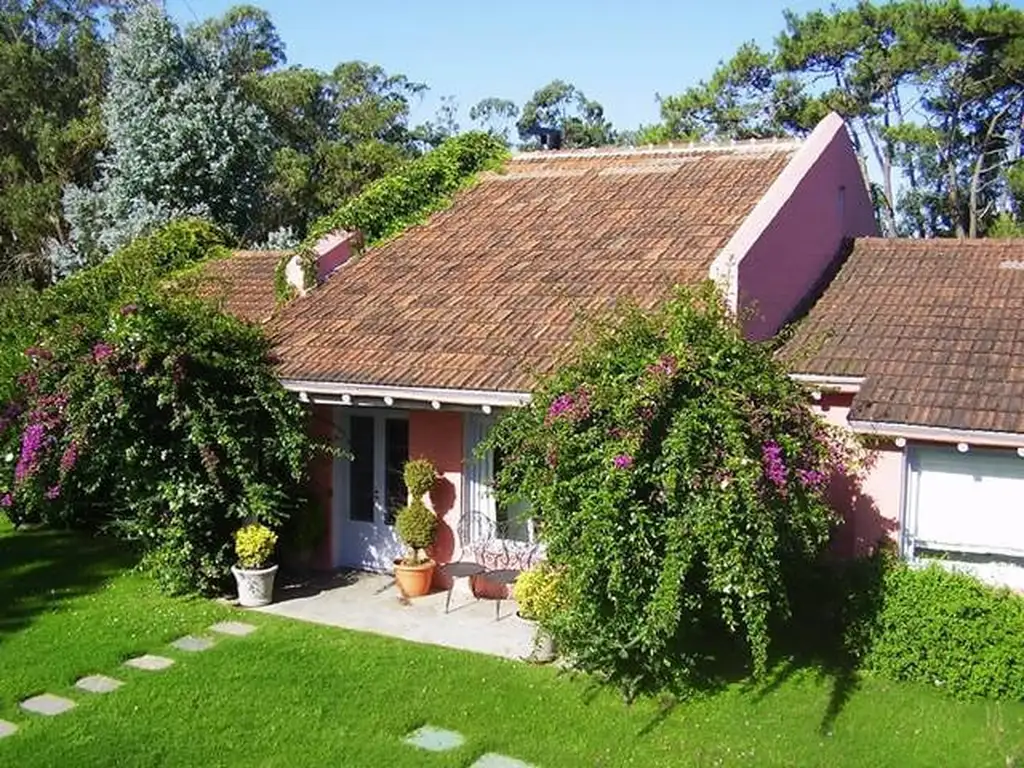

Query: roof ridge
(509, 137), (803, 161)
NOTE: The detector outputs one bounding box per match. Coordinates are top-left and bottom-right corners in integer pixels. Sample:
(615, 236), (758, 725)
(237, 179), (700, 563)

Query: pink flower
(60, 441), (79, 474)
(92, 342), (114, 363)
(44, 485), (61, 500)
(796, 468), (827, 489)
(612, 454), (634, 470)
(761, 440), (788, 488)
(0, 493), (11, 508)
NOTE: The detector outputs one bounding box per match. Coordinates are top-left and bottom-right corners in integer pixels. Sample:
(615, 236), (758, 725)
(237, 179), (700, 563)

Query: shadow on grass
(0, 518), (137, 645)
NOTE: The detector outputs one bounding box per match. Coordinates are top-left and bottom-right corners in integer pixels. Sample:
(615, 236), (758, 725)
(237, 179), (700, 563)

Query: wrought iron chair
(475, 518), (546, 620)
(437, 509), (491, 613)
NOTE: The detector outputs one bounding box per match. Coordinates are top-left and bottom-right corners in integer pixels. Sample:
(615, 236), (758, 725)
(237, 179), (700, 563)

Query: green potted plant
(393, 458), (439, 597)
(512, 562), (562, 663)
(231, 522), (279, 607)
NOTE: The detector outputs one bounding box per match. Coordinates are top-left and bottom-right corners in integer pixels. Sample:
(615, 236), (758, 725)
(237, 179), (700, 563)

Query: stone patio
(255, 570), (535, 660)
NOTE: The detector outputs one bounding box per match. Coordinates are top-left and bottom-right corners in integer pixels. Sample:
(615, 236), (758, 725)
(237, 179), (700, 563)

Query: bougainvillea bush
(0, 223), (319, 594)
(486, 282), (865, 697)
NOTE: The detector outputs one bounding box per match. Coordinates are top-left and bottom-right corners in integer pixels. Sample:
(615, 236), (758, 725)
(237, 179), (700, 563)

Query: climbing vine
(486, 282), (867, 697)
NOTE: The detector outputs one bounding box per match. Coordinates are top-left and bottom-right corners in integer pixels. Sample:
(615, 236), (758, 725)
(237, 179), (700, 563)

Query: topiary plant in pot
(231, 523), (279, 607)
(393, 458), (439, 597)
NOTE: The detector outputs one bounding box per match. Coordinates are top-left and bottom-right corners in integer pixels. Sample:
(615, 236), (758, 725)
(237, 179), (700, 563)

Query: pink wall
(813, 393), (903, 557)
(737, 121), (878, 341)
(408, 410), (464, 580)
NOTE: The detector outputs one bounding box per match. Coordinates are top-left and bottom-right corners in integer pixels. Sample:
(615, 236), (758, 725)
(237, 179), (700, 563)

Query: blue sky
(167, 0), (845, 132)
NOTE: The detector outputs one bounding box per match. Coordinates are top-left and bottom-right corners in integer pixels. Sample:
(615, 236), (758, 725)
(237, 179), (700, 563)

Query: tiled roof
(782, 237), (1024, 434)
(198, 250), (286, 324)
(270, 143), (799, 391)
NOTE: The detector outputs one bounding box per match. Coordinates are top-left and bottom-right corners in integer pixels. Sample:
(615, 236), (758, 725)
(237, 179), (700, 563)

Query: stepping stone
(0, 720), (18, 738)
(75, 675), (123, 694)
(124, 654), (174, 671)
(20, 693), (76, 716)
(171, 635), (214, 652)
(209, 621), (257, 637)
(403, 725), (465, 752)
(471, 755), (537, 768)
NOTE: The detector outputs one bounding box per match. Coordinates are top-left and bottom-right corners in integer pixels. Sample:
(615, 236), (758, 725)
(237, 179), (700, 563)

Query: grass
(1, 516), (1023, 767)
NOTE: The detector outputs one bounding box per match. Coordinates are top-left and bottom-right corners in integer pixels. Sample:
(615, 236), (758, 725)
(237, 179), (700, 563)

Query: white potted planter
(232, 523), (279, 608)
(231, 563), (279, 607)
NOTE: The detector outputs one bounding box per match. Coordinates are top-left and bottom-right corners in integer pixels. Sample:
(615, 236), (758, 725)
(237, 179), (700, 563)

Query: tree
(517, 80), (616, 149)
(54, 3), (273, 273)
(648, 1), (1024, 238)
(185, 3), (285, 81)
(469, 97), (518, 143)
(0, 0), (118, 284)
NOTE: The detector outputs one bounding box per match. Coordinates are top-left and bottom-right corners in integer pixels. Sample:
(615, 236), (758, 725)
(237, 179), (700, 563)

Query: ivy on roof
(275, 132), (509, 302)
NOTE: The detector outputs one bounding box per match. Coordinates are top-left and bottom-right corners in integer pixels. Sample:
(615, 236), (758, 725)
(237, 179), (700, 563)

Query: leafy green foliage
(235, 523), (278, 569)
(0, 0), (116, 284)
(512, 563), (563, 622)
(517, 80), (616, 148)
(862, 559), (1024, 700)
(395, 500), (437, 564)
(487, 282), (860, 697)
(0, 219), (321, 594)
(403, 458), (437, 500)
(302, 131), (508, 251)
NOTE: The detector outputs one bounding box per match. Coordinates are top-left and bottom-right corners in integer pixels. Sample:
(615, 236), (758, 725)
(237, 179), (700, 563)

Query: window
(464, 414), (534, 543)
(904, 446), (1024, 590)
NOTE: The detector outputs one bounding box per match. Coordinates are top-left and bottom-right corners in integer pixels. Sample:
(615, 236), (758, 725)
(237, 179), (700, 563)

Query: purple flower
(761, 440), (788, 489)
(546, 393), (575, 424)
(120, 303), (138, 316)
(92, 342), (114, 363)
(613, 454), (634, 470)
(796, 468), (827, 489)
(0, 493), (11, 508)
(44, 484), (61, 500)
(60, 441), (79, 474)
(15, 423), (46, 484)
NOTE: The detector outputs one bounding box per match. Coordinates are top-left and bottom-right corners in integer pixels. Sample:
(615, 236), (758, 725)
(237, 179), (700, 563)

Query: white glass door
(336, 412), (408, 571)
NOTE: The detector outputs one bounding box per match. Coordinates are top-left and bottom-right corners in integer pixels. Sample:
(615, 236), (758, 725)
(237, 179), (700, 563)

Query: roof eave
(849, 419), (1024, 449)
(280, 378), (531, 409)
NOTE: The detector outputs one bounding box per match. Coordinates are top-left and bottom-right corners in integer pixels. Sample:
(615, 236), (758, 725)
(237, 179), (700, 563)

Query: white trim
(849, 420), (1024, 449)
(790, 373), (864, 394)
(281, 379), (530, 408)
(709, 112), (848, 312)
(507, 139), (803, 162)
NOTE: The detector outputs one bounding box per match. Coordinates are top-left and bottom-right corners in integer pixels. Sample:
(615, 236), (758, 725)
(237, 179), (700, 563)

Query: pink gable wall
(734, 118), (878, 341)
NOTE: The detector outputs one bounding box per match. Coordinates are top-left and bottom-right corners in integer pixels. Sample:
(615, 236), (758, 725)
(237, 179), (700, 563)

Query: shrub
(0, 221), (325, 595)
(486, 282), (865, 697)
(513, 563), (563, 622)
(403, 458), (437, 499)
(395, 500), (437, 565)
(862, 559), (1024, 700)
(235, 523), (278, 570)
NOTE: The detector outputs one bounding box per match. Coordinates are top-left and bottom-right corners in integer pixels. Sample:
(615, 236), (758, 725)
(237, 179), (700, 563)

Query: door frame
(331, 407), (410, 570)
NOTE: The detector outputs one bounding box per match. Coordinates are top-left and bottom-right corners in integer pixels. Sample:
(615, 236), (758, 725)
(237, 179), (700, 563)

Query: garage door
(907, 447), (1024, 586)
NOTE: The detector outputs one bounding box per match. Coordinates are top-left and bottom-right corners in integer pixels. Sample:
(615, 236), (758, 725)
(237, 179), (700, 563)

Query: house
(782, 237), (1024, 589)
(260, 111), (877, 576)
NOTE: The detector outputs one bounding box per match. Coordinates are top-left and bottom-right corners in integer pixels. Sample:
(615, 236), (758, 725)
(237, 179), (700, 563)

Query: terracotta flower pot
(394, 558), (435, 598)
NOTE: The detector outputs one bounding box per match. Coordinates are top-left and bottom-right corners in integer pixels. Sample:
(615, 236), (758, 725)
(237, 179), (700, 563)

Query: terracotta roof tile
(270, 145), (798, 391)
(782, 237), (1024, 434)
(197, 250), (286, 324)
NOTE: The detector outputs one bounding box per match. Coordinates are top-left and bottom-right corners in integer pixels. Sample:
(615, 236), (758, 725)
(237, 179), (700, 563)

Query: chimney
(284, 229), (363, 296)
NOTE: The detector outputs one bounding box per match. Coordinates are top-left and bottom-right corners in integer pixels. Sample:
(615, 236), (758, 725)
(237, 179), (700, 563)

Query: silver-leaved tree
(52, 3), (272, 276)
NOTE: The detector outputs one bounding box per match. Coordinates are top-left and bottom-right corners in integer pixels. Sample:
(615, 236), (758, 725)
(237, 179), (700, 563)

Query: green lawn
(1, 517), (1022, 767)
